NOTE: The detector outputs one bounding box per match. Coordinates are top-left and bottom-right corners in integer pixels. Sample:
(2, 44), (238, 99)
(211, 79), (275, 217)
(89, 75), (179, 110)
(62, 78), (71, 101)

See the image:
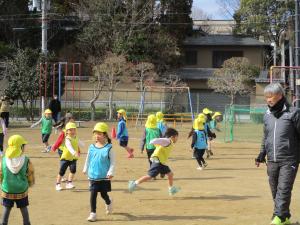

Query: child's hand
(106, 175), (113, 180)
(75, 152), (80, 158)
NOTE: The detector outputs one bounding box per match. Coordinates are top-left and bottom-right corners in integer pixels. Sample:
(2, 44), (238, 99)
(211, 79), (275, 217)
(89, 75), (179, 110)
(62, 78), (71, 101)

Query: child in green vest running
(0, 135), (35, 225)
(140, 114), (162, 167)
(55, 122), (84, 191)
(128, 128), (181, 196)
(30, 109), (53, 153)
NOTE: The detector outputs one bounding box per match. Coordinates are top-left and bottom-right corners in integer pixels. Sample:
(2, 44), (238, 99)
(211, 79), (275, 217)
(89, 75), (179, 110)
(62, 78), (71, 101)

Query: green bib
(145, 128), (161, 150)
(2, 156), (29, 193)
(41, 117), (52, 134)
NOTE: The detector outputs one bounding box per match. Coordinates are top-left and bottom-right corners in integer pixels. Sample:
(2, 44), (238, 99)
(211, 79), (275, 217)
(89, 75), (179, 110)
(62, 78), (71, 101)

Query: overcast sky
(193, 0), (232, 20)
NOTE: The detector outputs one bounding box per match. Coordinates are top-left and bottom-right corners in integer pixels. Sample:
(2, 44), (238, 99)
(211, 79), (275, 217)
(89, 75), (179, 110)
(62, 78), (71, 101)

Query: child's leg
(100, 192), (111, 205)
(1, 206), (12, 225)
(135, 175), (152, 185)
(68, 173), (75, 182)
(90, 190), (98, 213)
(199, 150), (206, 165)
(166, 172), (174, 187)
(20, 206), (30, 225)
(68, 160), (77, 182)
(0, 133), (4, 153)
(146, 150), (154, 167)
(57, 160), (69, 184)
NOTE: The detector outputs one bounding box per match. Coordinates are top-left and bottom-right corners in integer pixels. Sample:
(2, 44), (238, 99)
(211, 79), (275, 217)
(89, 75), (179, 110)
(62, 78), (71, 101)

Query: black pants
(90, 191), (111, 213)
(0, 133), (4, 152)
(1, 112), (9, 128)
(1, 206), (31, 225)
(267, 161), (298, 219)
(146, 149), (155, 167)
(194, 149), (206, 166)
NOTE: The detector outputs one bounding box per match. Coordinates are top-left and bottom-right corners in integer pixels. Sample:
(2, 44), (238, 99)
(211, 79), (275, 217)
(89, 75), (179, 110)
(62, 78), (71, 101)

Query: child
(83, 122), (115, 222)
(116, 109), (134, 158)
(190, 116), (208, 170)
(202, 108), (216, 159)
(156, 111), (167, 136)
(30, 109), (53, 153)
(211, 112), (223, 132)
(140, 114), (162, 167)
(0, 135), (34, 225)
(128, 128), (181, 196)
(0, 112), (7, 156)
(55, 122), (83, 191)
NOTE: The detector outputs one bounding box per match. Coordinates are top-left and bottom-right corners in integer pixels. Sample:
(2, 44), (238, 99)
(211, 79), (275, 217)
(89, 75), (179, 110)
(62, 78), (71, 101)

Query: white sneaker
(87, 212), (96, 222)
(56, 183), (62, 191)
(197, 166), (203, 170)
(65, 182), (75, 189)
(105, 199), (113, 215)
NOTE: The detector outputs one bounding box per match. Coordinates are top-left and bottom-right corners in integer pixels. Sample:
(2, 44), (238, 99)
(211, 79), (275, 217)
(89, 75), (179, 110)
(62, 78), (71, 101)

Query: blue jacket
(86, 143), (112, 180)
(157, 121), (167, 136)
(117, 118), (128, 141)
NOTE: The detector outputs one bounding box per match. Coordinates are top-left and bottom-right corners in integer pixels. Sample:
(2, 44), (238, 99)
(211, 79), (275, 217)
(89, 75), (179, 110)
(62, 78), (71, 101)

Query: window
(212, 51), (243, 68)
(185, 51), (197, 65)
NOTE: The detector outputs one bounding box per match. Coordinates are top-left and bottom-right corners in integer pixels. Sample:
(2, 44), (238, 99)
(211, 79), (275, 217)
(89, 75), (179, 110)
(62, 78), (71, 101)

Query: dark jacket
(48, 99), (61, 115)
(260, 104), (300, 163)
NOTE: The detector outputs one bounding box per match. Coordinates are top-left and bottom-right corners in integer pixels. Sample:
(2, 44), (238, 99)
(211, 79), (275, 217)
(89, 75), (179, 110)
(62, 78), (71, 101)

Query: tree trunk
(108, 90), (114, 120)
(90, 89), (102, 121)
(21, 100), (30, 121)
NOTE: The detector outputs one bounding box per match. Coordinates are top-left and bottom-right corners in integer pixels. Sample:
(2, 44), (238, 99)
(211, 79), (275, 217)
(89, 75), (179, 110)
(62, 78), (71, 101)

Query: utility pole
(41, 0), (48, 55)
(295, 0), (300, 107)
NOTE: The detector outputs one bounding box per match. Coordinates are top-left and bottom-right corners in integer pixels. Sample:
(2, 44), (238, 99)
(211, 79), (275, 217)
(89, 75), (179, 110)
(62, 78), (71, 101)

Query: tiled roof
(184, 35), (269, 46)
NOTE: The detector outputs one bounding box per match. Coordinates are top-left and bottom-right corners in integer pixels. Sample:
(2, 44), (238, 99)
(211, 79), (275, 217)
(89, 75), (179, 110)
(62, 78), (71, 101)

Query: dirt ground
(4, 121), (300, 225)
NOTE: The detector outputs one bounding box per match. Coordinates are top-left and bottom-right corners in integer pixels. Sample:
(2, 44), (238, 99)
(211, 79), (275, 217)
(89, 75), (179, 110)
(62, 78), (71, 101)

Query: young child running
(55, 122), (83, 191)
(30, 109), (53, 153)
(128, 128), (181, 196)
(156, 111), (167, 136)
(83, 122), (115, 222)
(211, 112), (222, 132)
(0, 113), (7, 156)
(140, 114), (162, 167)
(0, 135), (35, 225)
(116, 109), (134, 158)
(190, 116), (208, 170)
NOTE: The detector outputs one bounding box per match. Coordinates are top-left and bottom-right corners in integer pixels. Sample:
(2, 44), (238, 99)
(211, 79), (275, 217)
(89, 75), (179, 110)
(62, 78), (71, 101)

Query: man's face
(265, 93), (283, 107)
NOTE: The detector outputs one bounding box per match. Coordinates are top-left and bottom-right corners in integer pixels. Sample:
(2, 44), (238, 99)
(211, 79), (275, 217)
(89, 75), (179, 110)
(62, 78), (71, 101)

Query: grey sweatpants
(267, 161), (298, 219)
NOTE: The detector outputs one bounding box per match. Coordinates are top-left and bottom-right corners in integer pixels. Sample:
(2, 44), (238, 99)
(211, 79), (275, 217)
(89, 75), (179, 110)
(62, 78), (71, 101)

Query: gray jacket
(260, 105), (300, 163)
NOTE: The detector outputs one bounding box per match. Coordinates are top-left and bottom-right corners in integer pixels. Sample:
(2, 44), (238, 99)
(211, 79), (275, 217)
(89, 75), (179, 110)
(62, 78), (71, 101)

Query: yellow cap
(93, 122), (108, 133)
(5, 135), (28, 158)
(212, 112), (222, 119)
(197, 113), (207, 121)
(202, 108), (213, 115)
(117, 109), (127, 121)
(65, 122), (77, 130)
(145, 114), (157, 129)
(193, 117), (205, 130)
(44, 109), (52, 114)
(156, 111), (164, 122)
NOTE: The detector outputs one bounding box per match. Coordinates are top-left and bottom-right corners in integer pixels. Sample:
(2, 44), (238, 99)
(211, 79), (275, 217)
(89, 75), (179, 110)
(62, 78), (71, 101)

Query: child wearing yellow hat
(128, 128), (181, 196)
(156, 111), (167, 136)
(141, 114), (162, 168)
(190, 115), (208, 170)
(116, 109), (134, 158)
(55, 122), (84, 191)
(202, 108), (216, 159)
(83, 122), (115, 222)
(30, 109), (54, 153)
(0, 135), (34, 225)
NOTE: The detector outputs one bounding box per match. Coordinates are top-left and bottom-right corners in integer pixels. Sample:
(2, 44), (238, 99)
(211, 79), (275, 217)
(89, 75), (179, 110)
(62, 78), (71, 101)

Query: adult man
(48, 95), (61, 123)
(256, 83), (300, 225)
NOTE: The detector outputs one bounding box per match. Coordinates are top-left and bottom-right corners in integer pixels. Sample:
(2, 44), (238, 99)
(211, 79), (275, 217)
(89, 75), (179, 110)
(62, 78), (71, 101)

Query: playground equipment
(38, 62), (82, 114)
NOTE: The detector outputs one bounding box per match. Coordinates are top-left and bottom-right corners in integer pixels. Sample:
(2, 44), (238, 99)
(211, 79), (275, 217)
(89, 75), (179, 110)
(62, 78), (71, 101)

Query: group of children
(0, 107), (221, 224)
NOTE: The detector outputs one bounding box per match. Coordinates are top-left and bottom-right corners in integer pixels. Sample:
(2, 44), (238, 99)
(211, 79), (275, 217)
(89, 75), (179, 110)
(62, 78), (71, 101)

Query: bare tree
(216, 0), (240, 19)
(208, 57), (259, 105)
(132, 62), (157, 91)
(99, 53), (131, 120)
(163, 74), (187, 113)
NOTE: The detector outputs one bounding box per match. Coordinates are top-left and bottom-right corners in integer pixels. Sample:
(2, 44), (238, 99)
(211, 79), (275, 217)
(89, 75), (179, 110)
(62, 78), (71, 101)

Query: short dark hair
(164, 128), (178, 138)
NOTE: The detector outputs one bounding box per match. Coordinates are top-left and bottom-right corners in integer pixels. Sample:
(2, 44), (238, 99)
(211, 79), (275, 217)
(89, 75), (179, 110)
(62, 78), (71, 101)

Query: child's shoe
(55, 183), (62, 191)
(128, 180), (137, 193)
(66, 182), (75, 189)
(168, 186), (181, 196)
(197, 166), (203, 170)
(105, 199), (113, 215)
(46, 145), (51, 152)
(87, 212), (96, 222)
(203, 162), (208, 168)
(271, 215), (290, 225)
(41, 148), (48, 153)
